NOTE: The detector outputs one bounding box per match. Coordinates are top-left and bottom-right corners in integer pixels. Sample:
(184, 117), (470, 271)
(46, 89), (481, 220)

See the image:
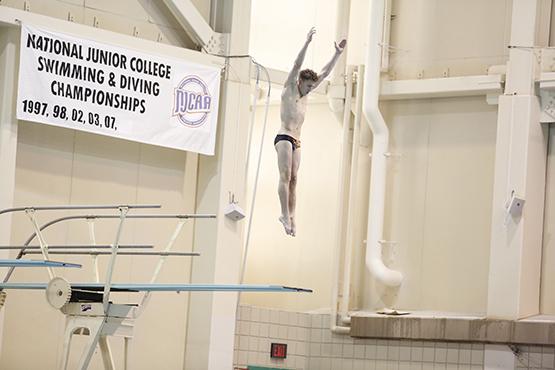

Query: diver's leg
(289, 147), (301, 237)
(275, 140), (293, 235)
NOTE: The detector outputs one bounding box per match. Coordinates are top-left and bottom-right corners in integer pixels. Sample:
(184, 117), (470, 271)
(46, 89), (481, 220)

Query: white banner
(17, 24), (221, 155)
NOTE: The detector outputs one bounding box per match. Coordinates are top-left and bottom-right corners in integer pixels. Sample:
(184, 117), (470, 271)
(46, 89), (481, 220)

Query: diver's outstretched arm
(313, 39), (347, 90)
(284, 27), (316, 88)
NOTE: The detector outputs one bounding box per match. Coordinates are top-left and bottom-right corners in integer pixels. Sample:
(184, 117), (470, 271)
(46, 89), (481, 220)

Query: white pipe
(245, 64), (260, 174)
(328, 0), (351, 119)
(339, 65), (364, 320)
(380, 0), (393, 72)
(329, 0), (353, 337)
(331, 325), (351, 335)
(362, 0), (402, 287)
(349, 67), (368, 314)
(331, 66), (354, 335)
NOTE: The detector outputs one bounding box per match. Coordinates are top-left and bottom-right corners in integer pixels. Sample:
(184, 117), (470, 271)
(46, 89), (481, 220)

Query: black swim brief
(274, 134), (301, 150)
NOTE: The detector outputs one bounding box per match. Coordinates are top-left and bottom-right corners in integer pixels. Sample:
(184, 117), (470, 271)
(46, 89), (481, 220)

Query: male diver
(275, 27), (347, 236)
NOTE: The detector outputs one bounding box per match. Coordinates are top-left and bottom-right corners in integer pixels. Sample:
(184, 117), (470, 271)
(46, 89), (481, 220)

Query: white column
(183, 1), (251, 369)
(0, 26), (20, 357)
(487, 0), (548, 320)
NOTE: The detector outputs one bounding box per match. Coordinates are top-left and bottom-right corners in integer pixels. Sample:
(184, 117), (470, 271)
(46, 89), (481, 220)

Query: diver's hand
(306, 27), (316, 43)
(335, 39), (347, 53)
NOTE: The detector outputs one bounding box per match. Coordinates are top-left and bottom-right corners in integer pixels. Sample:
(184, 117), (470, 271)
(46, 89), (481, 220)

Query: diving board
(0, 282), (312, 293)
(0, 260), (81, 268)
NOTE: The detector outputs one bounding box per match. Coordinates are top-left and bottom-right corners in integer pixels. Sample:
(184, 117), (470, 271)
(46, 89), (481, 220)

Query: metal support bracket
(162, 0), (230, 55)
(205, 32), (230, 56)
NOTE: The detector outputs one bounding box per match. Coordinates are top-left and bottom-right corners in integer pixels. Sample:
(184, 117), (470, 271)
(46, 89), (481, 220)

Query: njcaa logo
(173, 76), (212, 127)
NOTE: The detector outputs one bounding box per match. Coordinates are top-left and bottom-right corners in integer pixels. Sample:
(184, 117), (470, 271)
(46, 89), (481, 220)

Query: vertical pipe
(331, 65), (354, 334)
(339, 65), (365, 319)
(244, 64), (260, 175)
(363, 0), (402, 287)
(328, 0), (352, 118)
(381, 0), (393, 71)
(209, 0), (218, 29)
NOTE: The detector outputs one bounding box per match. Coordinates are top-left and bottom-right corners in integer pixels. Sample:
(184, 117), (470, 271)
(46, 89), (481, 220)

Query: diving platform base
(59, 303), (135, 370)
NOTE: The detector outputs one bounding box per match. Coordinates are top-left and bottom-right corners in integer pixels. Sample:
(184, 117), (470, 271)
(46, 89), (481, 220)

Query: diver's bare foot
(279, 216), (291, 235)
(290, 217), (296, 237)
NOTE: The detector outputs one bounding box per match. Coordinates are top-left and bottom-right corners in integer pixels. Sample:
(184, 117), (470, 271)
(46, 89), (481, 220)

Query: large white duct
(362, 0), (403, 287)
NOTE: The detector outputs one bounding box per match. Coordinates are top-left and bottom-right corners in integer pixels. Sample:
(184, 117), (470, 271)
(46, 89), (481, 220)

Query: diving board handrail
(24, 251), (200, 256)
(1, 205), (217, 316)
(2, 215), (101, 284)
(2, 213), (216, 284)
(19, 214), (215, 249)
(0, 205), (159, 283)
(0, 204), (161, 215)
(0, 245), (154, 250)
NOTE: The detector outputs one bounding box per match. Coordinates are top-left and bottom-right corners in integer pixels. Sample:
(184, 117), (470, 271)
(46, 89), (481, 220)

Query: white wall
(250, 0), (338, 73)
(241, 102), (343, 311)
(372, 97), (497, 313)
(0, 1), (539, 364)
(247, 2), (345, 312)
(246, 0), (508, 314)
(541, 125), (555, 314)
(0, 0), (212, 368)
(347, 0), (512, 77)
(387, 0), (512, 80)
(1, 122), (198, 370)
(239, 97), (497, 314)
